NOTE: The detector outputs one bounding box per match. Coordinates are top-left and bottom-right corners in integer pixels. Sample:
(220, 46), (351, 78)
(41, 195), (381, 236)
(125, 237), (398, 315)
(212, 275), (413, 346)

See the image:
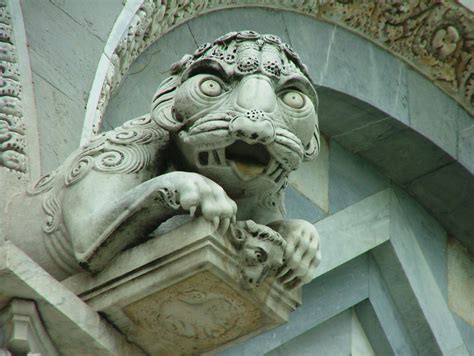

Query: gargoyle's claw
(217, 218), (230, 236)
(278, 269), (294, 284)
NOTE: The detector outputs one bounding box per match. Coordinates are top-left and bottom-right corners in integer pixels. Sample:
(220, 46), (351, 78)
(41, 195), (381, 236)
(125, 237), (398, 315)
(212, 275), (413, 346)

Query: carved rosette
(0, 0), (26, 173)
(91, 0), (472, 138)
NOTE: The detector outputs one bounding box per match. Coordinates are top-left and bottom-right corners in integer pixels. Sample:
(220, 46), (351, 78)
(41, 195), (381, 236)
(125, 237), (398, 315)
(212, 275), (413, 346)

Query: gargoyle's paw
(217, 217), (231, 236)
(168, 172), (237, 225)
(270, 219), (321, 288)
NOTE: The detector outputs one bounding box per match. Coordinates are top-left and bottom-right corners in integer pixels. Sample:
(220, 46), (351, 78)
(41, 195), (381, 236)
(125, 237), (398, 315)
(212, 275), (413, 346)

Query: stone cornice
(82, 0), (473, 143)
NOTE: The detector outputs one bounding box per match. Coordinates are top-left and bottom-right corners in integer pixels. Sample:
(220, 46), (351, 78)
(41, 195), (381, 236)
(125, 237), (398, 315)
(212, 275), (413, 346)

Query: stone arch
(80, 0), (473, 145)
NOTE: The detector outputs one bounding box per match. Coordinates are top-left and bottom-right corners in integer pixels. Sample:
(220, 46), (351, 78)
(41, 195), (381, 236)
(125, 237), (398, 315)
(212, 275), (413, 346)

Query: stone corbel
(63, 217), (302, 355)
(0, 299), (59, 356)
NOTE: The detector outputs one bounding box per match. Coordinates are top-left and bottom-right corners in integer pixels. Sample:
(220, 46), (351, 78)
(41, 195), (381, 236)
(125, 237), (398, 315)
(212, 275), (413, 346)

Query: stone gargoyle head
(152, 31), (320, 202)
(229, 220), (286, 289)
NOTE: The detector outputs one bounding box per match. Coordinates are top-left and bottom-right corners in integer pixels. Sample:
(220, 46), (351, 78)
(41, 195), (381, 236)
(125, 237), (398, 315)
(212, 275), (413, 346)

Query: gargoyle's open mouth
(225, 141), (271, 178)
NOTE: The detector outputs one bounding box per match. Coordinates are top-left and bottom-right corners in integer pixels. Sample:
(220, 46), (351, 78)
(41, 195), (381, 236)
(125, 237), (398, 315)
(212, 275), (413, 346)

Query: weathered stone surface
(267, 310), (353, 356)
(289, 136), (329, 212)
(21, 0), (104, 104)
(354, 300), (394, 356)
(49, 0), (123, 42)
(333, 117), (406, 155)
(328, 142), (389, 214)
(408, 162), (474, 253)
(33, 73), (84, 174)
(322, 28), (409, 124)
(393, 188), (448, 298)
(318, 87), (389, 138)
(103, 23), (197, 128)
(407, 69), (459, 157)
(367, 257), (417, 355)
(315, 190), (390, 277)
(220, 255), (369, 355)
(284, 185), (326, 223)
(458, 107), (474, 174)
(372, 190), (468, 355)
(187, 8), (290, 46)
(357, 126), (454, 185)
(448, 239), (474, 327)
(0, 241), (144, 355)
(283, 12), (334, 85)
(351, 309), (375, 356)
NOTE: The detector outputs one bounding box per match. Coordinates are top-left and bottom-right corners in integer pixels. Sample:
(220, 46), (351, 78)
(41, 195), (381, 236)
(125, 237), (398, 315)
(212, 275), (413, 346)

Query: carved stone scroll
(0, 0), (26, 174)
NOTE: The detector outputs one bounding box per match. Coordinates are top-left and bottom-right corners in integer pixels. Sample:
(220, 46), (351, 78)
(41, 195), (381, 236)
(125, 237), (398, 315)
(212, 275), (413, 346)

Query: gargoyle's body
(7, 32), (321, 288)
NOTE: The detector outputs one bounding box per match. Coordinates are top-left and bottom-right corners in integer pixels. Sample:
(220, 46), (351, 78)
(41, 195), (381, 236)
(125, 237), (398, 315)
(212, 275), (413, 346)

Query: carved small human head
(151, 31), (320, 197)
(229, 220), (286, 289)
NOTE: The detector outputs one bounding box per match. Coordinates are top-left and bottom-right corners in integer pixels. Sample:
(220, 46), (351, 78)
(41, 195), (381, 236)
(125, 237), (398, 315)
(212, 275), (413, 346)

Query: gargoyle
(7, 31), (321, 289)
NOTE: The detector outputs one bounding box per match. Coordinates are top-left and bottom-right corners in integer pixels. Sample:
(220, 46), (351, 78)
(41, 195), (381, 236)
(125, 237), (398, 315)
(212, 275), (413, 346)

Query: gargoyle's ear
(151, 75), (182, 132)
(304, 121), (320, 161)
(228, 223), (247, 250)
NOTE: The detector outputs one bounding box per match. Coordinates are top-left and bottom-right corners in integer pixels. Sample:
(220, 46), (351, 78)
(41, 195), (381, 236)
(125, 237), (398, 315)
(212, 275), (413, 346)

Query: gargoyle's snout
(229, 110), (276, 145)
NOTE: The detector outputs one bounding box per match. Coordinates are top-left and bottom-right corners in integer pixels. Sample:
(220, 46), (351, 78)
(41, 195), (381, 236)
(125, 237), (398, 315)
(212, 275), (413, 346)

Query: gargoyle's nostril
(250, 133), (258, 140)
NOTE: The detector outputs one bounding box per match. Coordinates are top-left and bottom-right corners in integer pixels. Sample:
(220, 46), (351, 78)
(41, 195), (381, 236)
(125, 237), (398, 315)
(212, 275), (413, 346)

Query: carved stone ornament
(8, 31), (322, 286)
(0, 299), (59, 355)
(86, 0), (473, 141)
(0, 0), (27, 173)
(6, 32), (321, 353)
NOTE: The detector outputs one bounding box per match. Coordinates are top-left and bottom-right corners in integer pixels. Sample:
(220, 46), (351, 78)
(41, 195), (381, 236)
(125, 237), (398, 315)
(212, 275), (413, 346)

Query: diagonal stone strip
(0, 241), (145, 355)
(314, 189), (390, 277)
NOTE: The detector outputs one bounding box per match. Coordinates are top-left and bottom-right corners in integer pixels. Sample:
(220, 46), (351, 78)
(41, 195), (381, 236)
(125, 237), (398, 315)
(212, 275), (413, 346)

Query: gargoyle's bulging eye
(255, 249), (267, 262)
(282, 91), (305, 109)
(200, 79), (222, 97)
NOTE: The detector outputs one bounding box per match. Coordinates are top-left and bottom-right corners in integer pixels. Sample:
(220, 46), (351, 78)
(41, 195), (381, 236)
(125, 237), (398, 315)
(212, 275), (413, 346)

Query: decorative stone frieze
(87, 0), (473, 139)
(0, 0), (26, 174)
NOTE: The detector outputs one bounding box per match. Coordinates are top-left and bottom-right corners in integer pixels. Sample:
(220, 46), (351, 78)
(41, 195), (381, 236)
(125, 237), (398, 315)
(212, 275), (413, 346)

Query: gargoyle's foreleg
(65, 171), (237, 273)
(267, 219), (321, 289)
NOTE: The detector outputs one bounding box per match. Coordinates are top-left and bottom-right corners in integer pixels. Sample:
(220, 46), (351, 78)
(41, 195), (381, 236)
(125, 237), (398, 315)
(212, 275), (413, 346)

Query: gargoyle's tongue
(232, 160), (266, 177)
(225, 141), (270, 178)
